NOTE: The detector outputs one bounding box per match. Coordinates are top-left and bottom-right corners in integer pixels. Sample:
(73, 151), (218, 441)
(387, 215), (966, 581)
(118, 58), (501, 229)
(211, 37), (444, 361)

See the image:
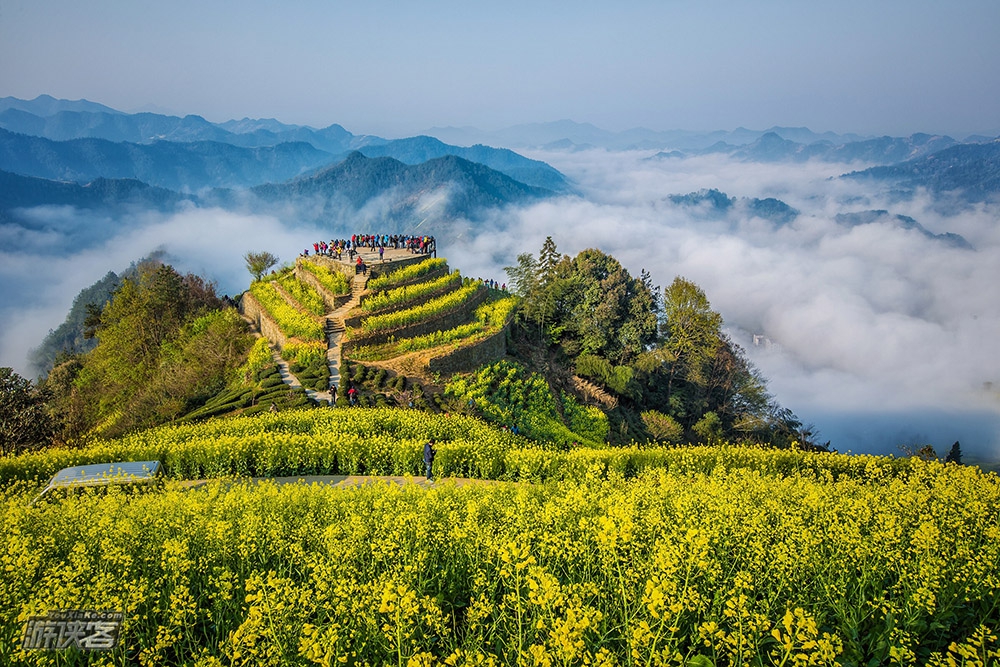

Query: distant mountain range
(693, 131), (960, 164)
(0, 96), (570, 192)
(843, 141), (1000, 203)
(0, 149), (553, 242)
(2, 95), (997, 235)
(0, 128), (334, 191)
(425, 120), (873, 151)
(0, 96), (572, 234)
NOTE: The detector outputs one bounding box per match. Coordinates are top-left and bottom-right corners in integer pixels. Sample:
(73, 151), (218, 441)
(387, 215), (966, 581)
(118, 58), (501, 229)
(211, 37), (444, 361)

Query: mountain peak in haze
(0, 94), (120, 117)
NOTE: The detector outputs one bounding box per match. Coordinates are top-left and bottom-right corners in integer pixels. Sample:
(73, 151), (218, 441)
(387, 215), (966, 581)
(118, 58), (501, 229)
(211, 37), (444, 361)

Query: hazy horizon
(3, 1), (999, 139)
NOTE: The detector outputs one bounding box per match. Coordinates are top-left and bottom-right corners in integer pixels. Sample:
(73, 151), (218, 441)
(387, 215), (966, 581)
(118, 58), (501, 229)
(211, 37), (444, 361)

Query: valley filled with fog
(1, 149), (997, 460)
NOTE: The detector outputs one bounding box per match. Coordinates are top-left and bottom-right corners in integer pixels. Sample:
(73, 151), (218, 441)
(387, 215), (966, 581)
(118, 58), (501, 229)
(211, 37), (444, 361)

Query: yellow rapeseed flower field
(1, 408), (998, 666)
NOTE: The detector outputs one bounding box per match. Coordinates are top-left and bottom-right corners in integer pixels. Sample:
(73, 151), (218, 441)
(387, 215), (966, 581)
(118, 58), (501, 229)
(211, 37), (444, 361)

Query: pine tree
(945, 441), (963, 464)
(538, 236), (561, 287)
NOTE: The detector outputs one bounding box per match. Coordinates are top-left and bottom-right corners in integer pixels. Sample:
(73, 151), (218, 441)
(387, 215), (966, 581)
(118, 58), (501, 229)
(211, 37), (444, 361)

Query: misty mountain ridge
(0, 94), (120, 117)
(834, 210), (973, 249)
(0, 148), (553, 243)
(0, 169), (187, 213)
(426, 121), (872, 152)
(0, 128), (336, 191)
(0, 97), (569, 191)
(0, 170), (193, 252)
(0, 98), (368, 152)
(668, 189), (800, 224)
(842, 141), (1000, 204)
(357, 136), (570, 192)
(664, 190), (970, 247)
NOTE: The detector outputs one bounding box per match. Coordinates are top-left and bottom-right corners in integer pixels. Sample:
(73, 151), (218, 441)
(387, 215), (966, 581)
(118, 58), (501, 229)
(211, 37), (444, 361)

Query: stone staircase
(323, 272), (369, 397)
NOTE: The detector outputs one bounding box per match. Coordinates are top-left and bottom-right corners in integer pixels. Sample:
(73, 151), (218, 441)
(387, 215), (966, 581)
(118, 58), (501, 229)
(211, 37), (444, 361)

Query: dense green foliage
(0, 368), (54, 456)
(27, 269), (123, 376)
(42, 262), (255, 440)
(446, 360), (609, 448)
(507, 239), (808, 448)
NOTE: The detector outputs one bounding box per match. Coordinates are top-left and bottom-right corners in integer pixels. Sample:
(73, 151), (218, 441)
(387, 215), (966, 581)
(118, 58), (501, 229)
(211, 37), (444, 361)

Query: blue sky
(2, 0), (998, 137)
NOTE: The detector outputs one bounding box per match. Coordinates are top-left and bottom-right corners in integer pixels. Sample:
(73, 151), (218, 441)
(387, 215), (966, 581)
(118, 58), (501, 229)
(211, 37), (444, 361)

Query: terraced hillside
(238, 249), (515, 409)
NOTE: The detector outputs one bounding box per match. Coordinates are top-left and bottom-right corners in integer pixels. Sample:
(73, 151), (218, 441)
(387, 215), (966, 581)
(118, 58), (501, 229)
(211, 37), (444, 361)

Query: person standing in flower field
(424, 439), (436, 480)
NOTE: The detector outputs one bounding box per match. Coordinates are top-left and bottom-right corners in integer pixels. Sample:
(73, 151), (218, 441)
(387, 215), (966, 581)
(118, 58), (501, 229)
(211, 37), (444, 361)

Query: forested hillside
(505, 238), (811, 447)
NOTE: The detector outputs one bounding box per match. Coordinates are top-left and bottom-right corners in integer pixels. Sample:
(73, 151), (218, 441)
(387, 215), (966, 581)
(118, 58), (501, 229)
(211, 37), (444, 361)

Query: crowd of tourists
(478, 277), (507, 291)
(301, 234), (436, 261)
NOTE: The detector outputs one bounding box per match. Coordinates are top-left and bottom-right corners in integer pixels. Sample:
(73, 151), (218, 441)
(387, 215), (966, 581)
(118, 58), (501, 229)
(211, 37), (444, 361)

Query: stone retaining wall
(426, 324), (509, 374)
(345, 274), (461, 329)
(342, 286), (489, 354)
(367, 253), (439, 281)
(294, 262), (352, 311)
(366, 265), (450, 295)
(240, 292), (289, 350)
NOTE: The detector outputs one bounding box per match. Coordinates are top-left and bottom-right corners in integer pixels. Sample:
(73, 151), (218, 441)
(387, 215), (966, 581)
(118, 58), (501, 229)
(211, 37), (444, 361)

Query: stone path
(323, 272), (369, 399)
(175, 475), (499, 490)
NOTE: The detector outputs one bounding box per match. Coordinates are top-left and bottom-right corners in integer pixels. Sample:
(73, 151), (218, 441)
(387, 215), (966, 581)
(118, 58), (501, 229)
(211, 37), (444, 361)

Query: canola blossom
(362, 271), (463, 312)
(277, 272), (328, 316)
(1, 457), (998, 666)
(368, 258), (447, 291)
(248, 282), (324, 342)
(360, 283), (481, 333)
(298, 260), (351, 297)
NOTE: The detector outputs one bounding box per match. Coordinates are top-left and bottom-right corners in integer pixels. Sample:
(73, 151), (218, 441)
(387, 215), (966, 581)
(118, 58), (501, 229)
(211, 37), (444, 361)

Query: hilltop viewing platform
(239, 235), (514, 409)
(301, 244), (435, 280)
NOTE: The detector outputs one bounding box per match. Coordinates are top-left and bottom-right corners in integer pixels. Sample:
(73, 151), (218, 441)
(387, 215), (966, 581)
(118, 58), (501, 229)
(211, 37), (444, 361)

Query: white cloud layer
(448, 151), (1000, 459)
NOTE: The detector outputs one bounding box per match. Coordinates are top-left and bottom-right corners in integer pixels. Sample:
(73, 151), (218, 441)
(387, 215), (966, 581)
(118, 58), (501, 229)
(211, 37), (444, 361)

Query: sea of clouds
(449, 150), (1000, 460)
(1, 151), (997, 460)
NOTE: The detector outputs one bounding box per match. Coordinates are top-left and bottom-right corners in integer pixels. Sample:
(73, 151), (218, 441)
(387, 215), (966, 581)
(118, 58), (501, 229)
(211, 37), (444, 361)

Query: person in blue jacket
(423, 439), (436, 480)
